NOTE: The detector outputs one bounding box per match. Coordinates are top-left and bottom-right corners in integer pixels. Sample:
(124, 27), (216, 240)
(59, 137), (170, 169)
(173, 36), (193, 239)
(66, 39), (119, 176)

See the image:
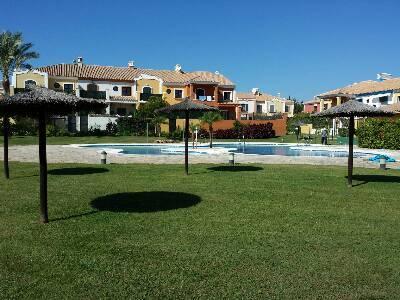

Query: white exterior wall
(238, 99), (256, 113)
(87, 115), (118, 130)
(78, 80), (135, 99)
(355, 92), (394, 108)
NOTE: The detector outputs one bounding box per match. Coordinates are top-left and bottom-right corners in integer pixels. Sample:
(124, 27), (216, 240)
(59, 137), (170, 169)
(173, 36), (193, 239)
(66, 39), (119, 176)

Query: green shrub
(338, 128), (348, 137)
(168, 128), (183, 140)
(11, 117), (37, 136)
(116, 116), (147, 136)
(357, 118), (400, 150)
(287, 113), (329, 133)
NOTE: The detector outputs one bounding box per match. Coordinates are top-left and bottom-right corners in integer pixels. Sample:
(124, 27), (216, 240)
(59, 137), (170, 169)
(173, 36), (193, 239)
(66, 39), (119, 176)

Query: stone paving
(0, 144), (399, 170)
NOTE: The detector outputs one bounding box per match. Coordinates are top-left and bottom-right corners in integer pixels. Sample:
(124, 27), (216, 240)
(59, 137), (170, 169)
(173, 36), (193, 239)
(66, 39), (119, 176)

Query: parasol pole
(184, 111), (189, 175)
(38, 110), (49, 223)
(3, 114), (10, 179)
(347, 115), (354, 187)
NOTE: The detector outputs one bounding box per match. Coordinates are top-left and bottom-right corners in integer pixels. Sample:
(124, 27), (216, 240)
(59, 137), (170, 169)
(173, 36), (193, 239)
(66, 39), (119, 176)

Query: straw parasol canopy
(156, 98), (219, 175)
(313, 100), (394, 187)
(1, 85), (106, 223)
(313, 100), (393, 118)
(0, 85), (105, 116)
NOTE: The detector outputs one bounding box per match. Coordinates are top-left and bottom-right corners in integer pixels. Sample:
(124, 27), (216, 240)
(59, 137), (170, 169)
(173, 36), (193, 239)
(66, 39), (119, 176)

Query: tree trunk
(38, 112), (49, 223)
(184, 112), (189, 175)
(347, 116), (354, 188)
(2, 77), (10, 179)
(209, 125), (213, 148)
(3, 115), (10, 179)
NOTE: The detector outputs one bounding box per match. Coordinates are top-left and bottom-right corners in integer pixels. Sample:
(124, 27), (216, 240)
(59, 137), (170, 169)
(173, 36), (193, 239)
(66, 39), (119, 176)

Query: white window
(196, 88), (205, 100)
(223, 91), (232, 101)
(63, 84), (74, 94)
(241, 104), (248, 112)
(24, 80), (36, 88)
(174, 89), (183, 99)
(269, 104), (275, 113)
(256, 104), (263, 113)
(142, 86), (152, 94)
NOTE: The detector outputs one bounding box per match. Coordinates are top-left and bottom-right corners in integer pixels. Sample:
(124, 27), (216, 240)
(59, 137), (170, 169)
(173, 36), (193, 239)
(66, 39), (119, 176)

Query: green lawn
(1, 163), (399, 298)
(0, 134), (341, 145)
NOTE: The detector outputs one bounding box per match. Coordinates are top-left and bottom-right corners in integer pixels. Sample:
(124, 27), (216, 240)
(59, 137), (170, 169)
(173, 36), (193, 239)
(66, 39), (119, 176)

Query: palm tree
(0, 31), (39, 178)
(200, 111), (222, 148)
(189, 123), (199, 148)
(150, 115), (167, 137)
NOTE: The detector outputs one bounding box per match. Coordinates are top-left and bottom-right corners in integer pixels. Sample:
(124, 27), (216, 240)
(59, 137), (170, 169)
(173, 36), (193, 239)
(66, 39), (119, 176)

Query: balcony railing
(140, 93), (162, 102)
(14, 88), (26, 94)
(80, 90), (107, 99)
(14, 87), (76, 96)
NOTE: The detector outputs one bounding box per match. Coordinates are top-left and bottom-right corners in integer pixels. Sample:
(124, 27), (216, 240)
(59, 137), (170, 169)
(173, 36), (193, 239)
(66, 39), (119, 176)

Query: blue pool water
(82, 143), (373, 158)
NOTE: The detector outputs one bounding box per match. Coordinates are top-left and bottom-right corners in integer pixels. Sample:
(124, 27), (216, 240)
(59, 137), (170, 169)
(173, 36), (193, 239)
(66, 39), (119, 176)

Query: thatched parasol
(155, 98), (219, 175)
(0, 85), (106, 223)
(313, 100), (394, 187)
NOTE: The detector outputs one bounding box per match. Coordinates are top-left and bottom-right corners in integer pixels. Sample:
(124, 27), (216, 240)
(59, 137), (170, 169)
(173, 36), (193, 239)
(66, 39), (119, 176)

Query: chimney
(175, 64), (182, 72)
(251, 88), (260, 95)
(377, 72), (393, 81)
(77, 57), (83, 66)
(128, 60), (135, 68)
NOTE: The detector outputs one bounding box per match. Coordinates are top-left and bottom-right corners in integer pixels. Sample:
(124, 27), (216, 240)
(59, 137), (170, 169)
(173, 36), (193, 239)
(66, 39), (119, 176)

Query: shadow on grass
(350, 174), (400, 187)
(51, 210), (98, 222)
(207, 165), (263, 172)
(91, 192), (201, 213)
(48, 167), (109, 176)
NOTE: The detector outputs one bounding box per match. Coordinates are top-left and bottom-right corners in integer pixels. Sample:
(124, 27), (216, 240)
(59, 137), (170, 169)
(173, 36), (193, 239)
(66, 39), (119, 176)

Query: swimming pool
(80, 143), (377, 158)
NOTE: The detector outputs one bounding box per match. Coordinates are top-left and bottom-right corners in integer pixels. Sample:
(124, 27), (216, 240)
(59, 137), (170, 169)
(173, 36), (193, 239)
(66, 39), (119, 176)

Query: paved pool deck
(0, 143), (399, 169)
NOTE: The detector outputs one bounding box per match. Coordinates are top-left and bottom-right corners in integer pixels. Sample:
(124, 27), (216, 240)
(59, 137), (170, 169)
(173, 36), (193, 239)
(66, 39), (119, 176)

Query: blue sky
(3, 0), (400, 100)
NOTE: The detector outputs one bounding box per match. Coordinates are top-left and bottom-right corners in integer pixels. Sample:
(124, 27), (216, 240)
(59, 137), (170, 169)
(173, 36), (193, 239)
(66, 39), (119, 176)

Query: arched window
(25, 80), (37, 88)
(142, 86), (152, 94)
(87, 83), (98, 92)
(196, 88), (205, 100)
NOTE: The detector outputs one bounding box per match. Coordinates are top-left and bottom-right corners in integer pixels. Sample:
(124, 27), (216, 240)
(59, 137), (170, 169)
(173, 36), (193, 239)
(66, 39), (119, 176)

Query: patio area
(0, 143), (399, 169)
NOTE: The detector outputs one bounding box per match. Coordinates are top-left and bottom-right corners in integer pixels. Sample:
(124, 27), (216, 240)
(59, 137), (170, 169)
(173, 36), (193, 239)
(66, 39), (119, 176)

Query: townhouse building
(11, 58), (239, 131)
(313, 74), (400, 113)
(304, 74), (400, 134)
(236, 88), (294, 119)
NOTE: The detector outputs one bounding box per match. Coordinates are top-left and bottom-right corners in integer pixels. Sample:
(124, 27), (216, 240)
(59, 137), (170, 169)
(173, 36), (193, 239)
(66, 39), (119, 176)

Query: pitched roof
(318, 78), (400, 98)
(36, 64), (235, 86)
(236, 92), (256, 100)
(37, 64), (141, 82)
(237, 91), (286, 102)
(382, 102), (400, 113)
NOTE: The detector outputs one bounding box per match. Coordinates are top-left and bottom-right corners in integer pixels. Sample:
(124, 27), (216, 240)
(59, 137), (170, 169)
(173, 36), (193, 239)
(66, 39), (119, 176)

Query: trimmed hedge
(199, 123), (276, 139)
(357, 118), (400, 150)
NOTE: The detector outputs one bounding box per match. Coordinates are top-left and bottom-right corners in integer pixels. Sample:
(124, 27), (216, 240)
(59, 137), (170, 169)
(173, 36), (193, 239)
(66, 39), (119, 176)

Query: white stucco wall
(88, 115), (118, 130)
(355, 92), (394, 108)
(239, 99), (256, 113)
(78, 80), (135, 99)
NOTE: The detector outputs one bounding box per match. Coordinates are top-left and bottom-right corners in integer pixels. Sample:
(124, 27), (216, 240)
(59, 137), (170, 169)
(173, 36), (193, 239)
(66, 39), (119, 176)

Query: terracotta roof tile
(237, 91), (285, 102)
(37, 64), (235, 86)
(37, 64), (141, 82)
(318, 78), (400, 97)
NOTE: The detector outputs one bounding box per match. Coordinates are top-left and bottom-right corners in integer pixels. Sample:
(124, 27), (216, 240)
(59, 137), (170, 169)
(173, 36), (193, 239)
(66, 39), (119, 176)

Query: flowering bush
(199, 123), (276, 139)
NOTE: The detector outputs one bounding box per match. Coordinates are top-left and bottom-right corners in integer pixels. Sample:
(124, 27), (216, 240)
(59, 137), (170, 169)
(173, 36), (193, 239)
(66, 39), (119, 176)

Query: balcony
(80, 90), (106, 99)
(14, 88), (76, 95)
(140, 93), (162, 102)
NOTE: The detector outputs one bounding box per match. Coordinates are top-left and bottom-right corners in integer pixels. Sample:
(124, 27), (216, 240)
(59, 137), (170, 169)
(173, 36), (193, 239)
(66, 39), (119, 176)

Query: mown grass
(1, 163), (399, 298)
